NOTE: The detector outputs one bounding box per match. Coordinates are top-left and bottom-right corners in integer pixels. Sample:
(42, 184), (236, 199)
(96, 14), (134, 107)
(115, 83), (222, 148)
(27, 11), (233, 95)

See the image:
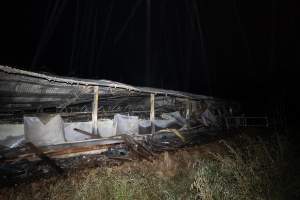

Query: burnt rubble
(0, 65), (243, 186)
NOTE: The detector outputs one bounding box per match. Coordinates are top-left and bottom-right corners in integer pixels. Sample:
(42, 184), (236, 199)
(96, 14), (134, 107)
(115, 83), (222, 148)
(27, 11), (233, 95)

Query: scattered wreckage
(0, 65), (242, 185)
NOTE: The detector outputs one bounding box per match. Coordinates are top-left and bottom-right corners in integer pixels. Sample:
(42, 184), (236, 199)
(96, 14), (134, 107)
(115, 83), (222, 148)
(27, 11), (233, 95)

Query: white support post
(150, 94), (155, 134)
(92, 86), (99, 135)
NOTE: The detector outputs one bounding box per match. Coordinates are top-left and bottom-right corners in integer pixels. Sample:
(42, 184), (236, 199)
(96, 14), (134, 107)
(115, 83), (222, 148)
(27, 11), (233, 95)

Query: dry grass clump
(190, 134), (297, 200)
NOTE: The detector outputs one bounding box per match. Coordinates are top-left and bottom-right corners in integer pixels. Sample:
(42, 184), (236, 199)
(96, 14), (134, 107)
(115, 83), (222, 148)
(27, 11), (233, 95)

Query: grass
(0, 130), (299, 200)
(191, 134), (296, 200)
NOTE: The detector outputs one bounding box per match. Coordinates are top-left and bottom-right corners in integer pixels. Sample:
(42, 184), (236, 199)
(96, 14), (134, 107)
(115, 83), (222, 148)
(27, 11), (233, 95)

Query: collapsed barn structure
(0, 65), (242, 184)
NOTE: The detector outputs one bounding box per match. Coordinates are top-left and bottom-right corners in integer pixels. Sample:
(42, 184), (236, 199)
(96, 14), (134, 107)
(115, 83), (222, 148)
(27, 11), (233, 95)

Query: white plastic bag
(24, 114), (66, 146)
(114, 114), (138, 135)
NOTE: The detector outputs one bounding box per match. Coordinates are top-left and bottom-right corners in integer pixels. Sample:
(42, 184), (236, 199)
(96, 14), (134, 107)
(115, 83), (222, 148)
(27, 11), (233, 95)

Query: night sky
(0, 0), (299, 125)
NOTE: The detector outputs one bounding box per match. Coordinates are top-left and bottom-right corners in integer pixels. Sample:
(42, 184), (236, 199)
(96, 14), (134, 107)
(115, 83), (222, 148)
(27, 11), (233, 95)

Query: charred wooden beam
(185, 99), (191, 129)
(3, 142), (124, 162)
(73, 128), (100, 139)
(27, 142), (64, 174)
(121, 134), (152, 161)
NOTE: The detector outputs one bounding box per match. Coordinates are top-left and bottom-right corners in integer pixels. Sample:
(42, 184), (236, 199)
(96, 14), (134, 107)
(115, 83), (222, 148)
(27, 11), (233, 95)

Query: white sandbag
(138, 117), (182, 135)
(114, 114), (138, 135)
(24, 114), (66, 146)
(161, 111), (186, 126)
(153, 119), (177, 129)
(64, 119), (116, 141)
(0, 135), (25, 148)
(98, 119), (116, 138)
(139, 120), (151, 135)
(0, 123), (24, 140)
(201, 109), (217, 126)
(64, 121), (92, 142)
(0, 123), (24, 148)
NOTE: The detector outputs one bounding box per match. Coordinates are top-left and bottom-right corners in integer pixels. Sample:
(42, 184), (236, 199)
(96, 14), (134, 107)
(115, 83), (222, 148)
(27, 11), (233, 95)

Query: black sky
(0, 0), (299, 123)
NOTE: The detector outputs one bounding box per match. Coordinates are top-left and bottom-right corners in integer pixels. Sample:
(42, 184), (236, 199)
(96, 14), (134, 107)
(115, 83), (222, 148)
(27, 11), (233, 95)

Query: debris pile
(0, 66), (241, 186)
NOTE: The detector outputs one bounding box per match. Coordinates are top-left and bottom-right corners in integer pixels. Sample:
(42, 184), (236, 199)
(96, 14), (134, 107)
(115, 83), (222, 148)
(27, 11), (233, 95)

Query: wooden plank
(92, 86), (99, 135)
(150, 93), (155, 134)
(4, 143), (122, 162)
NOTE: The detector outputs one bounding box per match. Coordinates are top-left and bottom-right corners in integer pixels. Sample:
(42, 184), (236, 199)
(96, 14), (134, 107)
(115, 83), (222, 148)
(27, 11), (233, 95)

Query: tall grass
(1, 132), (298, 200)
(190, 134), (297, 200)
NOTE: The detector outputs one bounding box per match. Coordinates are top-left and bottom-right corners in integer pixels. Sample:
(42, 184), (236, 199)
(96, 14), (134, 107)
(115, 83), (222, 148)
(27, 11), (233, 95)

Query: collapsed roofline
(0, 65), (216, 100)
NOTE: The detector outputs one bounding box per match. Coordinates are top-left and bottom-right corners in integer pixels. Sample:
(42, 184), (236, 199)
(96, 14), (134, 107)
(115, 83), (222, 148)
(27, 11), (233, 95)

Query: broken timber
(121, 134), (153, 161)
(27, 142), (64, 174)
(74, 128), (100, 139)
(185, 99), (191, 129)
(0, 65), (242, 184)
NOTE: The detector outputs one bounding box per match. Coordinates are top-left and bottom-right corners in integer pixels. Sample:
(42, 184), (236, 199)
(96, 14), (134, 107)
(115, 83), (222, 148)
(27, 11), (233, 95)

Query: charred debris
(0, 65), (246, 185)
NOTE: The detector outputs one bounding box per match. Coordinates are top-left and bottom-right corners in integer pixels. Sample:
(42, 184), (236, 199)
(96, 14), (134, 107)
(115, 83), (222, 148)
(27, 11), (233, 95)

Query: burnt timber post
(92, 86), (99, 135)
(27, 142), (64, 174)
(150, 94), (155, 134)
(185, 99), (191, 129)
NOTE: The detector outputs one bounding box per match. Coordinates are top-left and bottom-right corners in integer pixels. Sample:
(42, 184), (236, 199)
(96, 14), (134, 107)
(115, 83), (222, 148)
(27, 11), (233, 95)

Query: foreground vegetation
(0, 130), (299, 200)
